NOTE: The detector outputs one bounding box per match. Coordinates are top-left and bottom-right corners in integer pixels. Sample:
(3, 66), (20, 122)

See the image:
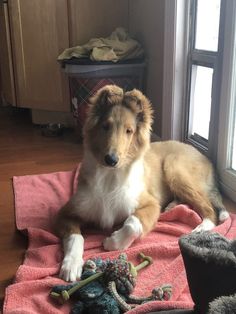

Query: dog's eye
(126, 128), (133, 134)
(102, 123), (110, 131)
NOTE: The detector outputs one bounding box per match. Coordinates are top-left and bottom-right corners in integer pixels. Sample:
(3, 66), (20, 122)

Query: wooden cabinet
(68, 0), (128, 46)
(9, 0), (70, 111)
(0, 1), (16, 105)
(0, 0), (129, 114)
(1, 0), (70, 112)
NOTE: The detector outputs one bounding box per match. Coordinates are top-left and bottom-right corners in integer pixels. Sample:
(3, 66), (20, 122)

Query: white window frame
(184, 0), (226, 160)
(162, 0), (236, 201)
(162, 0), (190, 141)
(217, 0), (236, 202)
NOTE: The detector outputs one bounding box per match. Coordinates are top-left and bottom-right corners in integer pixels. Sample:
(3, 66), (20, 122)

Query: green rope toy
(50, 253), (172, 313)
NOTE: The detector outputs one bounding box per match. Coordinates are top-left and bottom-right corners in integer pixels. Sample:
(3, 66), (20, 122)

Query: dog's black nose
(104, 154), (119, 167)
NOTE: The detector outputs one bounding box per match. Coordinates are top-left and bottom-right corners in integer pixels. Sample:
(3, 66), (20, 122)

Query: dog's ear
(124, 89), (153, 148)
(123, 89), (153, 125)
(89, 85), (123, 111)
(84, 85), (123, 132)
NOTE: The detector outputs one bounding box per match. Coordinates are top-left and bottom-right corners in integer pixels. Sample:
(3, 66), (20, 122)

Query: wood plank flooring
(0, 106), (83, 306)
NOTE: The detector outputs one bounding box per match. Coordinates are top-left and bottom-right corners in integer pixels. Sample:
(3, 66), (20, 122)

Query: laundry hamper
(62, 58), (146, 139)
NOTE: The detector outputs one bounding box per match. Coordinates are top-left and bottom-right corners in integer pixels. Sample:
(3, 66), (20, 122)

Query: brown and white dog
(55, 85), (229, 282)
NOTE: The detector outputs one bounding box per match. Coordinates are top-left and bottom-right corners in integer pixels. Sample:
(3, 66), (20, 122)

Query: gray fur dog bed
(179, 232), (236, 314)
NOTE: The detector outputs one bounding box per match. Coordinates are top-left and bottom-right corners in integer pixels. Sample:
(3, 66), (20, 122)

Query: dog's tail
(208, 184), (229, 223)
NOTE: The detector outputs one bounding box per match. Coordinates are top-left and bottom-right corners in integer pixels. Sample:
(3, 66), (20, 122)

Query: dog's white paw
(60, 233), (84, 282)
(103, 215), (142, 251)
(59, 255), (84, 282)
(219, 210), (230, 222)
(192, 218), (216, 233)
(103, 226), (134, 251)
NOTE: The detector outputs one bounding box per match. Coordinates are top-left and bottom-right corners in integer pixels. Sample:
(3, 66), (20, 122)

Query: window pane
(195, 0), (221, 51)
(189, 66), (213, 140)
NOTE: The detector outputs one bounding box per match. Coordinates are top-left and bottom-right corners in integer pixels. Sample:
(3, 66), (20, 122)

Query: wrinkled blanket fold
(3, 166), (236, 314)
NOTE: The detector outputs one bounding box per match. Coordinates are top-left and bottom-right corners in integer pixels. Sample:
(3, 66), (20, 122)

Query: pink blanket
(4, 166), (236, 314)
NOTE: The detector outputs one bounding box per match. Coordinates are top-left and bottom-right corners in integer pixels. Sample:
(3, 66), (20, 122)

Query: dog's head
(83, 85), (153, 168)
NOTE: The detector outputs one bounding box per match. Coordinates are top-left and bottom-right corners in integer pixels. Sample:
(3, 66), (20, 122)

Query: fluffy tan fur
(55, 85), (227, 281)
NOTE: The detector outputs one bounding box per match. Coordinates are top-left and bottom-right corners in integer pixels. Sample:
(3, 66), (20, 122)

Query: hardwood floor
(0, 105), (235, 308)
(0, 106), (83, 305)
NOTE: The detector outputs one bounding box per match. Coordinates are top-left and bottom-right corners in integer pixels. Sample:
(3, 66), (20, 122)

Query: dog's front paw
(103, 215), (142, 251)
(59, 256), (84, 282)
(103, 224), (140, 251)
(192, 218), (216, 233)
(103, 226), (133, 251)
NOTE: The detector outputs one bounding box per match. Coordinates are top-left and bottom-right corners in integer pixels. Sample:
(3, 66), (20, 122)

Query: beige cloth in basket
(58, 27), (144, 62)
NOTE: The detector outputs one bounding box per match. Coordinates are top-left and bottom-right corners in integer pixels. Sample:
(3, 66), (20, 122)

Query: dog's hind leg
(103, 194), (160, 251)
(208, 185), (229, 222)
(164, 166), (218, 232)
(55, 201), (84, 282)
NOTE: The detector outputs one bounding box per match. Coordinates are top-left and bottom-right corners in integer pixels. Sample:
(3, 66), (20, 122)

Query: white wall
(128, 0), (165, 136)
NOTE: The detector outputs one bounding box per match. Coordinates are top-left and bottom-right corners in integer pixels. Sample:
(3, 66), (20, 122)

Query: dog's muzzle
(104, 153), (119, 167)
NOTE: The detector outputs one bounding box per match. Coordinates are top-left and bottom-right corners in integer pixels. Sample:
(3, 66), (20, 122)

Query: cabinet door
(68, 0), (129, 46)
(8, 0), (70, 111)
(0, 1), (16, 105)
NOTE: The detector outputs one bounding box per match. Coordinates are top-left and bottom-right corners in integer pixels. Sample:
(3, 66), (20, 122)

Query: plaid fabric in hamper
(69, 76), (140, 138)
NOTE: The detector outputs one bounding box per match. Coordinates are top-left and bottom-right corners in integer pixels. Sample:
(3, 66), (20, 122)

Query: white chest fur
(76, 159), (145, 229)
